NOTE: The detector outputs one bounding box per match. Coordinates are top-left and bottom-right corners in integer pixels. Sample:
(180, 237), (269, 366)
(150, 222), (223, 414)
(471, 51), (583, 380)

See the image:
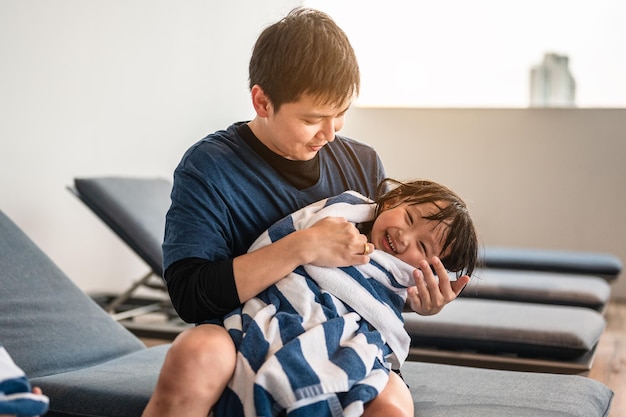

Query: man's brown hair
(249, 7), (360, 112)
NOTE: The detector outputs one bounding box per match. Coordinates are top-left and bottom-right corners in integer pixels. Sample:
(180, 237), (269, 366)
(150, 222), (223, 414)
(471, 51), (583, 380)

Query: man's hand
(304, 216), (372, 267)
(234, 216), (372, 302)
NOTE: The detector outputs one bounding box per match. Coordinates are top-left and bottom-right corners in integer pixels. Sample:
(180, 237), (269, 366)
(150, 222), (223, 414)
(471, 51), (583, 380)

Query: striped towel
(214, 191), (415, 417)
(0, 346), (49, 417)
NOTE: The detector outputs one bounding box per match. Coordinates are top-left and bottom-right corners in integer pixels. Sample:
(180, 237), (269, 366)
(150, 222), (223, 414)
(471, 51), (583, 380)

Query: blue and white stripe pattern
(0, 346), (49, 417)
(214, 191), (415, 417)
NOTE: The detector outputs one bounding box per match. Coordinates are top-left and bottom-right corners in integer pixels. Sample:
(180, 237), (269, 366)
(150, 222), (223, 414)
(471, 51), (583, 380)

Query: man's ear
(251, 85), (272, 117)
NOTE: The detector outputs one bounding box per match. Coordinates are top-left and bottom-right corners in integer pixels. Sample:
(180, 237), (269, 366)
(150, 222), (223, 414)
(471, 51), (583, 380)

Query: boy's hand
(407, 256), (470, 316)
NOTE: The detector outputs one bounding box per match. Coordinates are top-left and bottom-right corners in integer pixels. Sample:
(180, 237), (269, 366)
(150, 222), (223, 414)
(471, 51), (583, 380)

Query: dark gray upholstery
(461, 269), (611, 311)
(0, 211), (146, 378)
(482, 246), (622, 281)
(0, 210), (164, 416)
(405, 298), (605, 360)
(30, 345), (168, 417)
(401, 361), (613, 417)
(73, 176), (172, 277)
(0, 210), (614, 416)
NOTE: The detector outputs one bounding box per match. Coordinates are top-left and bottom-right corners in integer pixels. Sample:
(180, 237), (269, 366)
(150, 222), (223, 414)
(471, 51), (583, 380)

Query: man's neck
(236, 123), (320, 190)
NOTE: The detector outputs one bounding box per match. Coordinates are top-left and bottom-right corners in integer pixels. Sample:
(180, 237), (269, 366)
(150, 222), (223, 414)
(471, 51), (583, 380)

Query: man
(142, 7), (468, 417)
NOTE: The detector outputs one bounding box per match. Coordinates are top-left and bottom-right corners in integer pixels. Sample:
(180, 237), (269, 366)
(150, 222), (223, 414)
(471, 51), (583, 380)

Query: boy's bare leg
(362, 371), (414, 417)
(142, 324), (236, 417)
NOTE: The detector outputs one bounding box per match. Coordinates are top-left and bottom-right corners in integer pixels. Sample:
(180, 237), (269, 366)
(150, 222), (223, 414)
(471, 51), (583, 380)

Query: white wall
(2, 2), (624, 301)
(0, 0), (300, 294)
(343, 107), (626, 299)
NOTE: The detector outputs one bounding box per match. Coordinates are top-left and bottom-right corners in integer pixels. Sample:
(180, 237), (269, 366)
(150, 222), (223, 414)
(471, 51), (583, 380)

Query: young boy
(213, 178), (478, 417)
(143, 8), (469, 417)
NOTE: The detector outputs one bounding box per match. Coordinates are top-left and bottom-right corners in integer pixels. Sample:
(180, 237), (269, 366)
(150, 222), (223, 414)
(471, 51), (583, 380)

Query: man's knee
(167, 325), (236, 376)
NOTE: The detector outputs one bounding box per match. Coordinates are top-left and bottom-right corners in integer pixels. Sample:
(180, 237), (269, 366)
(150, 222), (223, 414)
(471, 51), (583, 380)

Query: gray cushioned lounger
(0, 210), (614, 417)
(481, 246), (622, 281)
(461, 268), (611, 312)
(404, 298), (605, 374)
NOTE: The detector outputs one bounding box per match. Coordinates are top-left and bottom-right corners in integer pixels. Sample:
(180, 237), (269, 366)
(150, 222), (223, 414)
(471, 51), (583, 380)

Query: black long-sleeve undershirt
(165, 257), (239, 323)
(167, 221), (377, 323)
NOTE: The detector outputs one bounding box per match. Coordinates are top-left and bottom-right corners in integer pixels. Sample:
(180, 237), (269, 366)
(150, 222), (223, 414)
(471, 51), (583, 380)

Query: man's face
(253, 92), (352, 161)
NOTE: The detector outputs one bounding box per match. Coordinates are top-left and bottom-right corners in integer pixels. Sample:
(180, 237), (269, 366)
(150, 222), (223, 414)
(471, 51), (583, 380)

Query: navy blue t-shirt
(163, 122), (385, 322)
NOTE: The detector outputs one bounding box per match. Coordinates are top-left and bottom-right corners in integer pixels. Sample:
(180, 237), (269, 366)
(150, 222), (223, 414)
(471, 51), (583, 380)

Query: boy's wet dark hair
(249, 7), (360, 112)
(375, 178), (479, 278)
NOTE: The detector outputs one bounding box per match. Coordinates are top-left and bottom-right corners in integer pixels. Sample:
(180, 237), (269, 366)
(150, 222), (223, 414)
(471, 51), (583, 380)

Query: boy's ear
(251, 85), (272, 117)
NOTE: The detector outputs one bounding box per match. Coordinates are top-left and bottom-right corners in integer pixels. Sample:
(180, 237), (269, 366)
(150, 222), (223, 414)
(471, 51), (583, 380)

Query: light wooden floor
(588, 300), (626, 417)
(142, 300), (626, 416)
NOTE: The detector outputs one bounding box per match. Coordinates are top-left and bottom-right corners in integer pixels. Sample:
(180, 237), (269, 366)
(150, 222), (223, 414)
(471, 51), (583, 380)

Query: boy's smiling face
(370, 201), (450, 268)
